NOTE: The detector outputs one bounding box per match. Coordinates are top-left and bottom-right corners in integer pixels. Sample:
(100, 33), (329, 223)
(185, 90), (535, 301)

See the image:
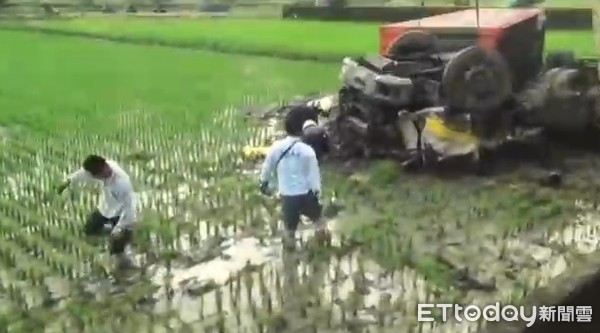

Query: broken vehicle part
(249, 8), (600, 175)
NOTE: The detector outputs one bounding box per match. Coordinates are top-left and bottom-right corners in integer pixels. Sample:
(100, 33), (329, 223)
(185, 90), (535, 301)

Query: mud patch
(524, 268), (600, 333)
(483, 248), (600, 333)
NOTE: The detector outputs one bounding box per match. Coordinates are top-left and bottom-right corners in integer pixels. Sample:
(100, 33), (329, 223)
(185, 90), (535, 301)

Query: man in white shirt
(259, 107), (330, 249)
(57, 154), (136, 270)
(301, 119), (329, 161)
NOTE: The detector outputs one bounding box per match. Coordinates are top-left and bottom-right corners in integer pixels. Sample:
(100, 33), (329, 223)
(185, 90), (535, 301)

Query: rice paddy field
(0, 16), (599, 333)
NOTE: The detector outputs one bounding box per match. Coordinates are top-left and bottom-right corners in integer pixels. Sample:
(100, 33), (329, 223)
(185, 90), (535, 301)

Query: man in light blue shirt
(259, 106), (330, 248)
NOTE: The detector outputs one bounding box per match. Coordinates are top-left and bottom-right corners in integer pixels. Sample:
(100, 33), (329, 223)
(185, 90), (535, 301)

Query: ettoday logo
(418, 303), (593, 327)
(418, 303), (537, 327)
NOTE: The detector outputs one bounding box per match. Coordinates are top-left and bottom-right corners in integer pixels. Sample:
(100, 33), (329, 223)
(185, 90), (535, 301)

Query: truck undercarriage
(245, 8), (600, 178)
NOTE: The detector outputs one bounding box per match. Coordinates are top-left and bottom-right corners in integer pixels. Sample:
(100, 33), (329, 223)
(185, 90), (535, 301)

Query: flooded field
(2, 102), (600, 333)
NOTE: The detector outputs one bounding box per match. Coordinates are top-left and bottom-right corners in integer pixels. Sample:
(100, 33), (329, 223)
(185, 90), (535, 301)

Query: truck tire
(386, 30), (439, 59)
(441, 45), (512, 113)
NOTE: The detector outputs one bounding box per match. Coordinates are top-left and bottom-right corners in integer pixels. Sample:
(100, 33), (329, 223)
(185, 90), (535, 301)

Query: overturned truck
(322, 8), (600, 170)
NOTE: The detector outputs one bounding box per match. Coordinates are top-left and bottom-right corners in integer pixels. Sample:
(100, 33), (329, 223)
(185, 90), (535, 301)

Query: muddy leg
(281, 195), (302, 250)
(109, 228), (135, 270)
(302, 192), (331, 246)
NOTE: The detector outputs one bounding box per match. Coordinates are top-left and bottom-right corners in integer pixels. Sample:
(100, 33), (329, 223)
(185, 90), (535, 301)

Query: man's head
(284, 110), (304, 136)
(284, 105), (318, 137)
(82, 154), (112, 179)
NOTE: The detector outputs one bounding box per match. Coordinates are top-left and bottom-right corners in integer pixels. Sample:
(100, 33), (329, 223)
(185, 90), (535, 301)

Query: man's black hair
(82, 154), (107, 176)
(284, 114), (302, 136)
(284, 105), (318, 136)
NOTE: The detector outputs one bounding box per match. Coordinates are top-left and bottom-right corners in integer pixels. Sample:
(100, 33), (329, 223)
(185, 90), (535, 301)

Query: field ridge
(0, 23), (348, 63)
(1, 17), (595, 62)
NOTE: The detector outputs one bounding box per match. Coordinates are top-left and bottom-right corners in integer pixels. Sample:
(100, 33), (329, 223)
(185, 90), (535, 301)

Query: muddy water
(2, 183), (599, 333)
(2, 164), (567, 333)
(4, 107), (600, 333)
(129, 216), (439, 332)
(103, 182), (600, 333)
(118, 209), (600, 333)
(523, 270), (600, 333)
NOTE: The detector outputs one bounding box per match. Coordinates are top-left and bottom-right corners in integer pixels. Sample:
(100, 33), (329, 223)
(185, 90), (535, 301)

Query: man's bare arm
(57, 168), (93, 194)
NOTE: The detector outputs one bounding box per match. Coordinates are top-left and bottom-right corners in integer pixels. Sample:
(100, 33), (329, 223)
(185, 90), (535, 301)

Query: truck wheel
(386, 30), (439, 59)
(442, 45), (512, 113)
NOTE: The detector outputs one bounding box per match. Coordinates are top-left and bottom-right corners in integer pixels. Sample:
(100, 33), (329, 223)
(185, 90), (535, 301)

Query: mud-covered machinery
(329, 8), (600, 164)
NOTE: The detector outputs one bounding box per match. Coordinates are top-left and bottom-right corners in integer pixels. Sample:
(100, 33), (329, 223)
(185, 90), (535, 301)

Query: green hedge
(282, 5), (594, 30)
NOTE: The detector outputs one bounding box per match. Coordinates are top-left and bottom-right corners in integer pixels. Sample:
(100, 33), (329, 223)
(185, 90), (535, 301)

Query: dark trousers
(86, 210), (132, 255)
(281, 192), (322, 233)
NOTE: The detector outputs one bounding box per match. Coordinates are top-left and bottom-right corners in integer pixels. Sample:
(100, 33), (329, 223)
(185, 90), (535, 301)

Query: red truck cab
(379, 8), (546, 91)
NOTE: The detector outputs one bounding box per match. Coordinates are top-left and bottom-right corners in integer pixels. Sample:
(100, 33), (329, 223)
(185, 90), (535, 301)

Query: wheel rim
(442, 45), (512, 112)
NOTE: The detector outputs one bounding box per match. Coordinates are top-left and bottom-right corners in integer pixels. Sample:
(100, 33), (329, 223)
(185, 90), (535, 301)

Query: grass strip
(1, 17), (596, 61)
